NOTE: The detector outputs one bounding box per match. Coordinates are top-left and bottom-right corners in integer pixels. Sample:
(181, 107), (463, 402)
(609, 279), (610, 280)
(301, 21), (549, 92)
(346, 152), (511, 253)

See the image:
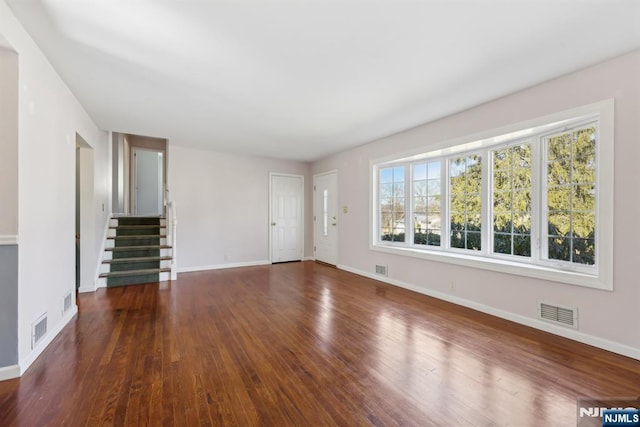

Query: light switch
(343, 206), (348, 214)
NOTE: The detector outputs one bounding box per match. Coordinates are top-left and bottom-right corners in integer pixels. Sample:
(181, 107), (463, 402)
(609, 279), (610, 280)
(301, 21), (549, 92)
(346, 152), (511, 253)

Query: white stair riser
(109, 219), (166, 227)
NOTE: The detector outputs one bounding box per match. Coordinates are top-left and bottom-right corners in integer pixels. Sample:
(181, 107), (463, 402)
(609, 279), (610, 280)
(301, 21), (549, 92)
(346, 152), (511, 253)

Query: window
(449, 154), (482, 251)
(492, 143), (532, 257)
(544, 126), (597, 266)
(379, 166), (405, 242)
(413, 161), (441, 246)
(372, 100), (613, 290)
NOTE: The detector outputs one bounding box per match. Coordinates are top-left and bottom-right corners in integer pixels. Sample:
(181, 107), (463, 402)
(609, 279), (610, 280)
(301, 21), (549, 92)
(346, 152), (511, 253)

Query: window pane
(414, 197), (426, 214)
(380, 183), (392, 199)
(547, 187), (570, 211)
(466, 232), (481, 250)
(379, 166), (406, 243)
(413, 181), (426, 197)
(450, 230), (465, 248)
(427, 230), (441, 246)
(494, 233), (511, 254)
(494, 170), (510, 191)
(414, 163), (427, 181)
(494, 213), (512, 233)
(427, 162), (441, 180)
(573, 238), (595, 265)
(573, 184), (595, 211)
(545, 125), (597, 265)
(491, 143), (532, 257)
(513, 235), (531, 257)
(449, 155), (482, 252)
(548, 236), (571, 261)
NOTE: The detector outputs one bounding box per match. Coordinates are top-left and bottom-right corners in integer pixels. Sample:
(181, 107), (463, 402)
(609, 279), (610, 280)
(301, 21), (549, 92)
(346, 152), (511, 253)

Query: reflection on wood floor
(0, 261), (638, 426)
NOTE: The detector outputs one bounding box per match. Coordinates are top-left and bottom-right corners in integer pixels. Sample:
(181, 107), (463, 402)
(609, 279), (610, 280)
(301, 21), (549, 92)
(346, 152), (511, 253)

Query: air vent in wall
(63, 292), (72, 313)
(375, 264), (388, 276)
(32, 313), (48, 349)
(539, 302), (578, 328)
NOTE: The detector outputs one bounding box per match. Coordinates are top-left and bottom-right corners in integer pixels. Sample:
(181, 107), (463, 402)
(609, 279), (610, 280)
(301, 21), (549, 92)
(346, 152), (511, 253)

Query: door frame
(269, 172), (305, 263)
(313, 169), (338, 265)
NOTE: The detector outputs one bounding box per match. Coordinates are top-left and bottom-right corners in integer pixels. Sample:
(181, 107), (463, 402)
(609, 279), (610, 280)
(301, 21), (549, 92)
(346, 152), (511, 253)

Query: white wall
(0, 0), (109, 373)
(169, 146), (312, 270)
(0, 47), (18, 237)
(312, 50), (640, 358)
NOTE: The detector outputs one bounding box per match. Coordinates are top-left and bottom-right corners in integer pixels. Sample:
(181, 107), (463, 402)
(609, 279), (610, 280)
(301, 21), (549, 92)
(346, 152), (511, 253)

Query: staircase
(99, 216), (173, 287)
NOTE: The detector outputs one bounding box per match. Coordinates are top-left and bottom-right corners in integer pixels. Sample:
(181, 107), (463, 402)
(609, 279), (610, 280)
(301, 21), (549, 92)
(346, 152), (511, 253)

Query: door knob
(271, 222), (276, 226)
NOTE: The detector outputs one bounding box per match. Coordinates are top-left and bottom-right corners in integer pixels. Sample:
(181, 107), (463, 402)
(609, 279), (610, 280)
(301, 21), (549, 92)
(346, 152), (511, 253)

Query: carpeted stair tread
(103, 256), (172, 264)
(115, 217), (164, 226)
(99, 268), (171, 278)
(106, 245), (172, 251)
(108, 235), (166, 239)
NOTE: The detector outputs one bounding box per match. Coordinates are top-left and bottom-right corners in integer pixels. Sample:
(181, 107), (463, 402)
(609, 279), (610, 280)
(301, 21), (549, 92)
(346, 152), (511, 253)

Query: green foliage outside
(546, 126), (596, 265)
(380, 125), (596, 265)
(449, 154), (482, 251)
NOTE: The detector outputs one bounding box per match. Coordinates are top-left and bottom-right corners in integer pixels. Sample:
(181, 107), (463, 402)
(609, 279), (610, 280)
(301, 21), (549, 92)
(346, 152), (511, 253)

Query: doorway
(270, 174), (304, 263)
(313, 171), (338, 266)
(132, 147), (164, 216)
(76, 134), (95, 291)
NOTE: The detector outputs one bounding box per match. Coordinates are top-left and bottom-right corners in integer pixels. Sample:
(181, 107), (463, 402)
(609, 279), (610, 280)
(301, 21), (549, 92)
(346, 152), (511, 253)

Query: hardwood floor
(0, 261), (638, 426)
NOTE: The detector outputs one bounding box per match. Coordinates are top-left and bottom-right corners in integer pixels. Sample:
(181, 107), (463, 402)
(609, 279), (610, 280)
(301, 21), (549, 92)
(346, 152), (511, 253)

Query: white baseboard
(178, 260), (271, 273)
(0, 364), (20, 381)
(302, 256), (315, 261)
(338, 264), (640, 361)
(18, 305), (78, 376)
(79, 284), (100, 293)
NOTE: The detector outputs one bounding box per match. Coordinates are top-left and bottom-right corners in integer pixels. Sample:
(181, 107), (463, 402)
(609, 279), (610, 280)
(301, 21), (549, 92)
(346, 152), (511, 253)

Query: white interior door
(271, 174), (303, 263)
(133, 148), (164, 216)
(314, 171), (338, 265)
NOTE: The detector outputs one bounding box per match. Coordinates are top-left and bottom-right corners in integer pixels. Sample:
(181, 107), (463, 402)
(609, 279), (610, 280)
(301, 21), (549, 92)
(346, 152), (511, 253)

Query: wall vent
(32, 313), (48, 349)
(375, 264), (388, 276)
(539, 302), (578, 328)
(63, 292), (73, 314)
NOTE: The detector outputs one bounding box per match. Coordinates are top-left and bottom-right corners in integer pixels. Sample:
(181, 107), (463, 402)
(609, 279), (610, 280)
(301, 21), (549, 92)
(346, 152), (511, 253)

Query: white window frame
(370, 99), (614, 290)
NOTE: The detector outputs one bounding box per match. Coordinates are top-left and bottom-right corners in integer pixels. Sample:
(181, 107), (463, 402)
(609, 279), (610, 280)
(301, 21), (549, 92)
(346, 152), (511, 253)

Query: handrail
(166, 199), (178, 280)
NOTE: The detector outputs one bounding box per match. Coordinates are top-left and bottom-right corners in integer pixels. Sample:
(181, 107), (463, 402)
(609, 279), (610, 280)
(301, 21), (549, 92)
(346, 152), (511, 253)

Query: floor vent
(32, 314), (48, 349)
(63, 292), (72, 313)
(375, 264), (388, 276)
(539, 302), (578, 328)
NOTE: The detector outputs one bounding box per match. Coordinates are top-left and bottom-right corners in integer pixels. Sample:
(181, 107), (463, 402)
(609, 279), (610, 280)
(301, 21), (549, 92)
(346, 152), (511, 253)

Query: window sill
(370, 243), (611, 291)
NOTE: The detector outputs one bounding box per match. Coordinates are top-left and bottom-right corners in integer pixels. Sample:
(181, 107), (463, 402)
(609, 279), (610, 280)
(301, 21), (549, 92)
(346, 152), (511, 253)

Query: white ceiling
(7, 0), (640, 161)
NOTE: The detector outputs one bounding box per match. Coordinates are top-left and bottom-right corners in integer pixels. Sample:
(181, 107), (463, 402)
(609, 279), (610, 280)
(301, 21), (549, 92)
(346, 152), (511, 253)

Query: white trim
(0, 364), (20, 381)
(0, 235), (18, 245)
(370, 244), (608, 289)
(91, 215), (112, 292)
(337, 264), (640, 361)
(303, 256), (315, 261)
(370, 99), (614, 290)
(18, 305), (78, 377)
(178, 260), (271, 273)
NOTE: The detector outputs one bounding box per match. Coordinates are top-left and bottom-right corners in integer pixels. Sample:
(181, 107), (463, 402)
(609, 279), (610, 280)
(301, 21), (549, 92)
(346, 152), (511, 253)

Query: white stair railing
(166, 199), (178, 280)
